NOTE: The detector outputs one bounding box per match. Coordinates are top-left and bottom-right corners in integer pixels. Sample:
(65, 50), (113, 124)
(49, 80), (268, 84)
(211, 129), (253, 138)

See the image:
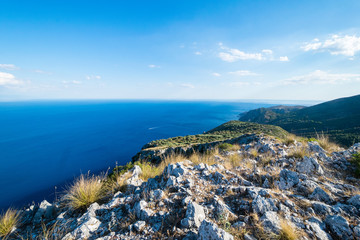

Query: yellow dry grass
(64, 173), (105, 210)
(316, 133), (340, 153)
(279, 218), (302, 240)
(0, 209), (18, 239)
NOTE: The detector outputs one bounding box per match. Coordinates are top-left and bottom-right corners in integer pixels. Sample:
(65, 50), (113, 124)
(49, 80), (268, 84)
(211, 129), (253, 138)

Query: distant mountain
(239, 94), (360, 146)
(238, 105), (306, 124)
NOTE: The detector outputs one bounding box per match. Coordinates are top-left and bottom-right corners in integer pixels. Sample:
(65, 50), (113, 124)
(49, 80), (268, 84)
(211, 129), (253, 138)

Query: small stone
(133, 221), (146, 232)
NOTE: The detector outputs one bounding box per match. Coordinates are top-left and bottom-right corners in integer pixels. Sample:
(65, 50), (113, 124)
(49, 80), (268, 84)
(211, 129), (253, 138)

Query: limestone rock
(181, 201), (206, 229)
(325, 215), (353, 240)
(197, 220), (234, 240)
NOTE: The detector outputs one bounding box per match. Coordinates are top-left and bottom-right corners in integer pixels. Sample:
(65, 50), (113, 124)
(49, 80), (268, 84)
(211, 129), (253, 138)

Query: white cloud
(0, 72), (22, 85)
(148, 64), (160, 68)
(302, 34), (360, 57)
(218, 44), (286, 62)
(279, 56), (289, 62)
(0, 64), (19, 71)
(212, 72), (221, 77)
(34, 69), (52, 74)
(228, 70), (258, 76)
(86, 75), (101, 80)
(228, 81), (251, 87)
(262, 49), (273, 55)
(180, 83), (195, 89)
(219, 48), (263, 62)
(63, 80), (82, 85)
(194, 51), (202, 55)
(282, 70), (360, 85)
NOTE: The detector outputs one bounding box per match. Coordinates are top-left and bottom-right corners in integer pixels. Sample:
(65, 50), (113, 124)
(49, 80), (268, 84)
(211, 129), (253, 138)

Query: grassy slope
(239, 94), (360, 147)
(142, 120), (289, 150)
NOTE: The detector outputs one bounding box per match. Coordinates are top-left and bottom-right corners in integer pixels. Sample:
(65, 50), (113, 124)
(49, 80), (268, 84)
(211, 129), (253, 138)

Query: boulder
(181, 201), (206, 229)
(63, 216), (101, 240)
(33, 200), (56, 224)
(347, 195), (360, 209)
(213, 196), (237, 220)
(126, 165), (143, 187)
(309, 187), (334, 204)
(252, 195), (278, 215)
(296, 157), (324, 175)
(325, 215), (353, 240)
(197, 220), (234, 240)
(306, 217), (332, 240)
(260, 211), (281, 234)
(278, 169), (299, 190)
(134, 200), (154, 220)
(164, 162), (187, 178)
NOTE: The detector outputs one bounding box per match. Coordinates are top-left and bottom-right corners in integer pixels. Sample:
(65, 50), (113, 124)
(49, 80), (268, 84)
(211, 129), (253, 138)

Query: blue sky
(1, 0), (360, 101)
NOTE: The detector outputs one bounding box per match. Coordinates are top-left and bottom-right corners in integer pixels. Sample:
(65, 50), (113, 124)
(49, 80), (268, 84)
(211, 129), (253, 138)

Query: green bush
(351, 153), (360, 177)
(218, 143), (234, 151)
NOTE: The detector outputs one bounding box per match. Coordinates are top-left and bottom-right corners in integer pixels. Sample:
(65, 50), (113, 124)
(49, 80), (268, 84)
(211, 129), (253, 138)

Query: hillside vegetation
(142, 120), (289, 149)
(239, 94), (360, 147)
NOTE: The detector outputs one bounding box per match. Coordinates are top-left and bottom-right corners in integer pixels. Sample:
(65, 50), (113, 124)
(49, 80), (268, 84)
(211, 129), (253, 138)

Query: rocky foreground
(11, 135), (360, 239)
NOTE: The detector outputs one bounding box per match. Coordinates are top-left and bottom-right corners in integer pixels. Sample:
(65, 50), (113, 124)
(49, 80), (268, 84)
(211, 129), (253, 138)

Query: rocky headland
(3, 131), (360, 240)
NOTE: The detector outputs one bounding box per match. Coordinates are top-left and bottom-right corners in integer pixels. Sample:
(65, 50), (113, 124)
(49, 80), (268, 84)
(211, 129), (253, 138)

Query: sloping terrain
(239, 94), (360, 146)
(142, 120), (289, 150)
(8, 135), (360, 239)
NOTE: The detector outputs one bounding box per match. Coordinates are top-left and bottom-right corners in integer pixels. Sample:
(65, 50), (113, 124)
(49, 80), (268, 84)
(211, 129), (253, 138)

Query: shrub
(218, 143), (239, 151)
(64, 173), (105, 210)
(0, 209), (18, 239)
(351, 153), (360, 177)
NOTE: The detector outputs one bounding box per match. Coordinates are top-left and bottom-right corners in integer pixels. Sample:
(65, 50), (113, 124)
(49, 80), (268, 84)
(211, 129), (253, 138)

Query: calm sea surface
(0, 100), (283, 209)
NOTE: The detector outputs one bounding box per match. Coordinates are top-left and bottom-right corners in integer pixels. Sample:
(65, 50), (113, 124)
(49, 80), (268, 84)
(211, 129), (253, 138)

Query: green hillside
(142, 120), (289, 149)
(239, 94), (360, 147)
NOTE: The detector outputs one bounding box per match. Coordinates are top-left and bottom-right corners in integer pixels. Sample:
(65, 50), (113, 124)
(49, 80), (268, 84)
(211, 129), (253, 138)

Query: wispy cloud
(218, 43), (288, 62)
(219, 48), (263, 62)
(302, 34), (360, 57)
(34, 69), (52, 74)
(228, 70), (258, 76)
(0, 72), (22, 85)
(86, 75), (101, 80)
(148, 64), (161, 68)
(279, 56), (289, 62)
(282, 70), (360, 85)
(180, 83), (195, 89)
(0, 64), (19, 71)
(194, 51), (202, 55)
(212, 72), (221, 77)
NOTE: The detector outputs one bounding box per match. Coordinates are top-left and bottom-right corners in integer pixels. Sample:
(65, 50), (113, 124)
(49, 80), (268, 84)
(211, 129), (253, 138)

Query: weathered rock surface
(10, 135), (360, 240)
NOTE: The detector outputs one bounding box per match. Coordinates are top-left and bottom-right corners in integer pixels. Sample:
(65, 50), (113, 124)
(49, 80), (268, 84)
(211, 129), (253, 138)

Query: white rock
(197, 220), (234, 240)
(181, 201), (206, 229)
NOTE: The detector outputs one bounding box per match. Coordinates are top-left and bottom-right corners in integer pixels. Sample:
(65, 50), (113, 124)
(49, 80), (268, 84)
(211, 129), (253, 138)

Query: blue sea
(0, 100), (312, 209)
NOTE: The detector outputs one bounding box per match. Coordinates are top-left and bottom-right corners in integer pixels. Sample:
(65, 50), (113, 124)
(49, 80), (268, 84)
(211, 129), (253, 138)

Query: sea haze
(1, 100), (287, 209)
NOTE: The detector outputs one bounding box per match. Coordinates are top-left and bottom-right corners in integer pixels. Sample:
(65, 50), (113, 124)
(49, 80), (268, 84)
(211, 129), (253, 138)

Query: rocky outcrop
(10, 135), (360, 240)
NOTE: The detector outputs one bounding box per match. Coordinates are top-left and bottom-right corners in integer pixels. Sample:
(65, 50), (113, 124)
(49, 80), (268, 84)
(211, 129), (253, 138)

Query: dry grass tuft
(282, 134), (297, 146)
(0, 209), (18, 239)
(279, 218), (301, 240)
(249, 148), (259, 158)
(138, 162), (164, 181)
(315, 133), (340, 153)
(64, 173), (105, 210)
(226, 154), (244, 169)
(287, 145), (309, 159)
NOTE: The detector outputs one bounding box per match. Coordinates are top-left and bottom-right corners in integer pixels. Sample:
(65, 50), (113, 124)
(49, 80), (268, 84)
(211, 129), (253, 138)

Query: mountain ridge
(239, 94), (360, 147)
